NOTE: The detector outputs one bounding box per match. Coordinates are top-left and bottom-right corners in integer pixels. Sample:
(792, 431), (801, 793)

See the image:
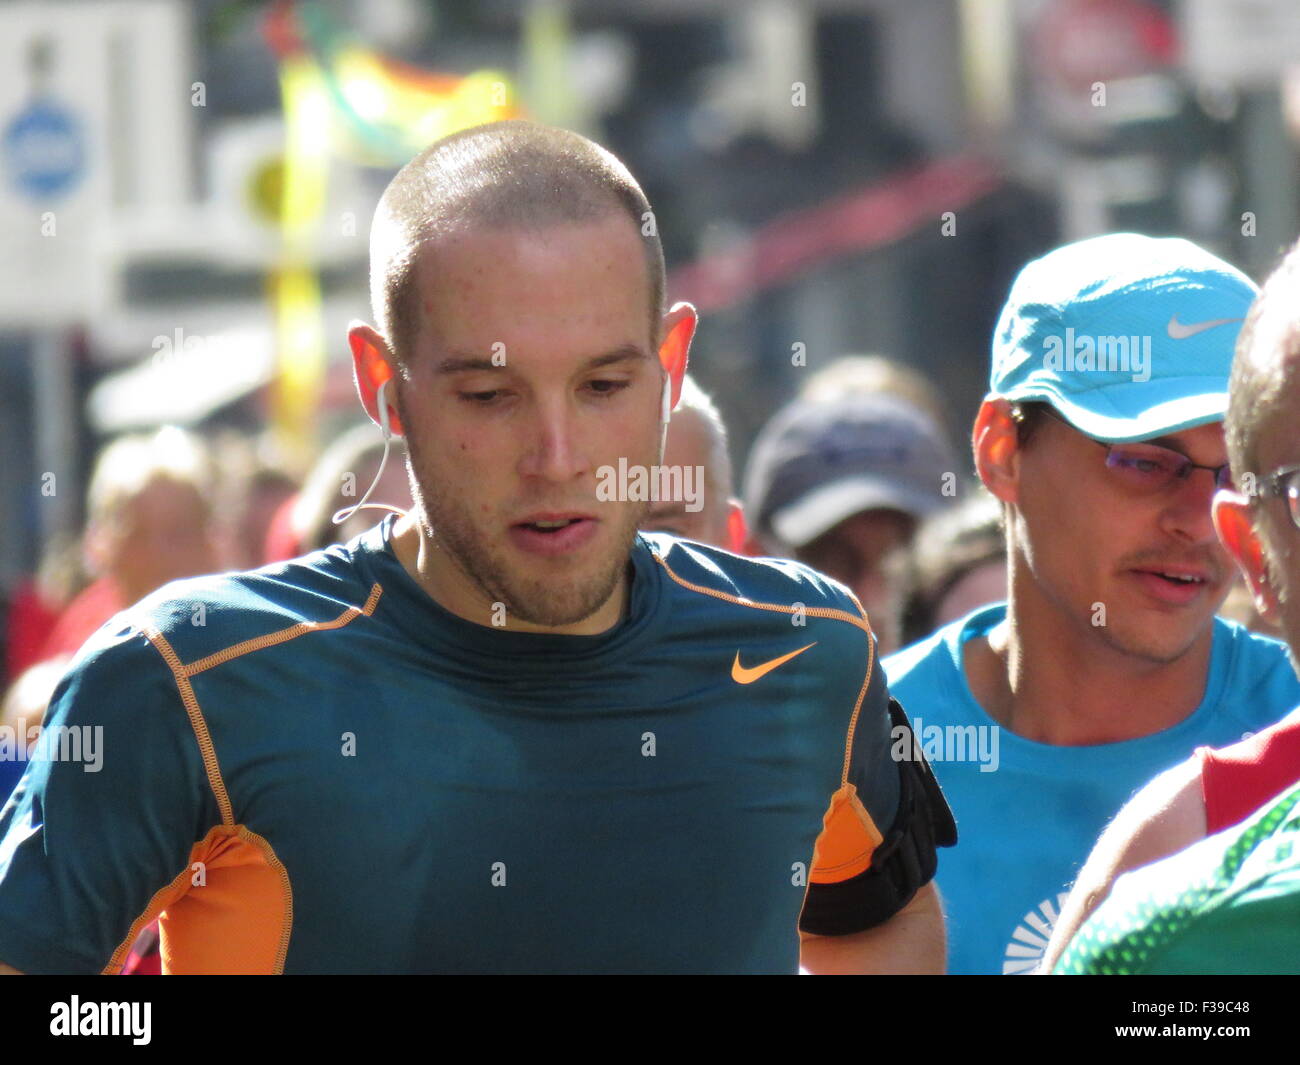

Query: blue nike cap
(990, 233), (1259, 443)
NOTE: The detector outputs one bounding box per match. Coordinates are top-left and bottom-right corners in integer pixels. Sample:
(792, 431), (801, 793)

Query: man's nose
(517, 398), (590, 483)
(1159, 468), (1222, 546)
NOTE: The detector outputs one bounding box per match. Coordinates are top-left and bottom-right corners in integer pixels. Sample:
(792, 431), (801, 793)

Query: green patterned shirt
(1056, 781), (1300, 974)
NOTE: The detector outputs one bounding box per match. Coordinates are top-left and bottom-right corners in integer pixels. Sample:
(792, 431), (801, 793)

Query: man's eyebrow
(434, 345), (650, 375)
(436, 355), (500, 374)
(586, 345), (651, 368)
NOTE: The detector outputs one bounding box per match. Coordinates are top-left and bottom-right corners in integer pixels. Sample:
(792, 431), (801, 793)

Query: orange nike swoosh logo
(731, 643), (818, 684)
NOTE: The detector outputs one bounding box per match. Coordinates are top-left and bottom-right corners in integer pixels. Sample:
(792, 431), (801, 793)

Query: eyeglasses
(1035, 406), (1234, 492)
(1257, 464), (1300, 531)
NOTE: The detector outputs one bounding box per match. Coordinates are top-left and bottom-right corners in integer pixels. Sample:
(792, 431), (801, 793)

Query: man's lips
(1131, 564), (1212, 583)
(507, 513), (598, 556)
(1127, 563), (1217, 606)
(513, 511), (596, 527)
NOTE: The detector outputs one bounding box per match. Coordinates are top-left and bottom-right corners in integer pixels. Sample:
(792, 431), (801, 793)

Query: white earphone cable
(332, 378), (409, 526)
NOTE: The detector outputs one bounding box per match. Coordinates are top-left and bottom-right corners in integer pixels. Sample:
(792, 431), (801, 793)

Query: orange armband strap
(799, 700), (957, 935)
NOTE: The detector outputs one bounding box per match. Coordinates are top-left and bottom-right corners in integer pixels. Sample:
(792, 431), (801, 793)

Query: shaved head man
(351, 120), (682, 630)
(0, 121), (953, 976)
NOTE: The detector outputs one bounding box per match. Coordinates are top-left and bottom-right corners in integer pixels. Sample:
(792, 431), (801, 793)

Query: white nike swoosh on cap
(1166, 314), (1242, 339)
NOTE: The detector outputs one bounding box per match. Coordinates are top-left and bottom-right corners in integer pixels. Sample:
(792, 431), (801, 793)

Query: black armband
(799, 700), (957, 936)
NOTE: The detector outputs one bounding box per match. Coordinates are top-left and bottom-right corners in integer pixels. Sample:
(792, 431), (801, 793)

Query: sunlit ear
(1213, 490), (1281, 621)
(973, 398), (1021, 505)
(348, 321), (405, 437)
(658, 302), (697, 411)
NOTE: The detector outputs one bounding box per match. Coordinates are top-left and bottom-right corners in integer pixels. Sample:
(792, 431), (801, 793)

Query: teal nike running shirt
(0, 518), (922, 974)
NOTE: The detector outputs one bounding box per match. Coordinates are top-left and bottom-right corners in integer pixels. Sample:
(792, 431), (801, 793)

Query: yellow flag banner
(270, 53), (330, 464)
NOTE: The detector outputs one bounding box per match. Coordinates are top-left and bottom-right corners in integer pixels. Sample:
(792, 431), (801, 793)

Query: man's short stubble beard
(396, 387), (650, 628)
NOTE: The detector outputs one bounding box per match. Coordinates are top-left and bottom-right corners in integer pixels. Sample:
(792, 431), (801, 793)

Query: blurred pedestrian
(641, 374), (746, 552)
(38, 426), (220, 663)
(744, 391), (957, 652)
(892, 486), (1006, 647)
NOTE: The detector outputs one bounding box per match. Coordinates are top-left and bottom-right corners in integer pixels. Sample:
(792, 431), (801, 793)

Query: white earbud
(659, 375), (673, 457)
(332, 378), (408, 527)
(377, 378), (392, 440)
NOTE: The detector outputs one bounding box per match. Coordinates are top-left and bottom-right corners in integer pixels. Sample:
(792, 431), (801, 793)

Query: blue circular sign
(3, 98), (85, 200)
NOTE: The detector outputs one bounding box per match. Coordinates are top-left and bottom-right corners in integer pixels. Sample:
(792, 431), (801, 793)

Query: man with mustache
(1046, 241), (1300, 974)
(882, 234), (1300, 974)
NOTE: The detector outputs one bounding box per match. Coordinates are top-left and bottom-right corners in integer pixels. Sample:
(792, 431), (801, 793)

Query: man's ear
(658, 302), (696, 411)
(972, 397), (1021, 505)
(1213, 490), (1281, 622)
(348, 322), (405, 437)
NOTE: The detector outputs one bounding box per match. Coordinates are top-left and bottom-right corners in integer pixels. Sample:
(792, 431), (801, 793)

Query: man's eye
(460, 390), (502, 404)
(587, 379), (630, 396)
(1123, 457), (1161, 474)
(1110, 450), (1173, 476)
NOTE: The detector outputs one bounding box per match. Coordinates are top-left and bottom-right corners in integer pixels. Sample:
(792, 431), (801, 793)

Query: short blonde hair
(86, 426), (211, 532)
